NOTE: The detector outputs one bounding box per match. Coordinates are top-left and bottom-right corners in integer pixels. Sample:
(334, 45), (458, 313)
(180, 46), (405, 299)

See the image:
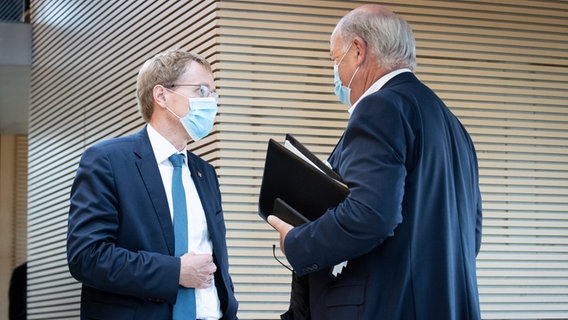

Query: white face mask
(165, 90), (218, 141)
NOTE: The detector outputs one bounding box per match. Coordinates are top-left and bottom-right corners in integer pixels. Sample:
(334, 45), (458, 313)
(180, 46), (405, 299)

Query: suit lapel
(185, 152), (220, 248)
(326, 132), (346, 179)
(134, 128), (175, 255)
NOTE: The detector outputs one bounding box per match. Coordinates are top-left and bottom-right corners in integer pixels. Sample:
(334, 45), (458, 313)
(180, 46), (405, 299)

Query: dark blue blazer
(67, 127), (238, 320)
(285, 72), (482, 319)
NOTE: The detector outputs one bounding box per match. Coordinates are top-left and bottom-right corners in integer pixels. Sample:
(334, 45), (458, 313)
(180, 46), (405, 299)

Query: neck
(148, 118), (190, 152)
(352, 64), (387, 102)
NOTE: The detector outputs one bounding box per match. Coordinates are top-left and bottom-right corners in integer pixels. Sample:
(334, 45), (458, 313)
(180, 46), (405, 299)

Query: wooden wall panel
(27, 1), (220, 318)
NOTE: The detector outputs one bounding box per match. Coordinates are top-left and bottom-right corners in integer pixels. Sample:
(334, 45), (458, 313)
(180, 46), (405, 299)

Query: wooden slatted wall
(399, 2), (568, 318)
(27, 0), (567, 319)
(27, 1), (221, 318)
(15, 135), (28, 265)
(214, 2), (348, 318)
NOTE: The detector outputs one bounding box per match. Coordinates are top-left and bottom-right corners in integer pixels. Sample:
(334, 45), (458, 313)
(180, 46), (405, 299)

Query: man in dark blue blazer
(270, 4), (482, 320)
(67, 49), (238, 319)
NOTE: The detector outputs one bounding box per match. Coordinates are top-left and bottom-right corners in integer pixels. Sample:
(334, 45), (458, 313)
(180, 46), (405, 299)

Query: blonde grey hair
(136, 49), (212, 122)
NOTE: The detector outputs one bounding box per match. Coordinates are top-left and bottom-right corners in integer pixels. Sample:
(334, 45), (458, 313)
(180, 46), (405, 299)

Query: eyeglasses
(164, 83), (219, 101)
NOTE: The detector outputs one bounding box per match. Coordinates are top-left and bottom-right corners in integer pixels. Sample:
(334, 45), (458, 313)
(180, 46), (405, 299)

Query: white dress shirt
(348, 68), (413, 115)
(147, 124), (221, 320)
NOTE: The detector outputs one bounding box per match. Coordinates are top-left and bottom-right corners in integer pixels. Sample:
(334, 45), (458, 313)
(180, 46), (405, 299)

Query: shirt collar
(147, 124), (185, 164)
(348, 68), (412, 115)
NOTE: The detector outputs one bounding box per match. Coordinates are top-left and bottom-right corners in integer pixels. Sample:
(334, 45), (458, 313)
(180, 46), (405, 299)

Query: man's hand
(179, 252), (217, 289)
(267, 215), (294, 255)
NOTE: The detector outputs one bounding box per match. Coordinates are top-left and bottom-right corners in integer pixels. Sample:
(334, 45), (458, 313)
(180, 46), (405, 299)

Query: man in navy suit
(67, 49), (238, 319)
(270, 4), (482, 319)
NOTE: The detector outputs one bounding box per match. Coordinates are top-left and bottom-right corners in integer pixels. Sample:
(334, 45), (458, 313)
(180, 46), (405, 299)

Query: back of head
(335, 4), (416, 72)
(136, 49), (211, 122)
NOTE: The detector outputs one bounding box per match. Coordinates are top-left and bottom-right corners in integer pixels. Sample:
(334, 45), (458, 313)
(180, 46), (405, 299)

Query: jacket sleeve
(285, 94), (408, 275)
(66, 143), (180, 303)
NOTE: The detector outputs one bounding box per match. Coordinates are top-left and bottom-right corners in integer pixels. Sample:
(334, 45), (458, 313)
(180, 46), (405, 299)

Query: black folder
(284, 134), (343, 182)
(258, 135), (350, 226)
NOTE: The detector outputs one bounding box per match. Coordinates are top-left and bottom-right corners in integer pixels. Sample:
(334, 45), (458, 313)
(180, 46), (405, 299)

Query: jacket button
(303, 263), (318, 273)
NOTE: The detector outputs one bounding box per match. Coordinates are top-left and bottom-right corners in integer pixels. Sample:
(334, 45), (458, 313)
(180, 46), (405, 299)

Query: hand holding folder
(258, 135), (349, 227)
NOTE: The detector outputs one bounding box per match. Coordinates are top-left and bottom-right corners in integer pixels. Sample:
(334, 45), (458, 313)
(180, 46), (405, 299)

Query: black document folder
(284, 134), (343, 182)
(258, 136), (349, 226)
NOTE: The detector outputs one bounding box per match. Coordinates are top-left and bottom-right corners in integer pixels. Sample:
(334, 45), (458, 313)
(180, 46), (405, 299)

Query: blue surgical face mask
(166, 91), (218, 141)
(180, 97), (217, 141)
(333, 43), (359, 107)
(334, 65), (351, 106)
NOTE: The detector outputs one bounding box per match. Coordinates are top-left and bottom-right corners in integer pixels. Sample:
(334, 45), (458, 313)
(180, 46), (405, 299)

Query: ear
(153, 85), (168, 108)
(352, 36), (367, 66)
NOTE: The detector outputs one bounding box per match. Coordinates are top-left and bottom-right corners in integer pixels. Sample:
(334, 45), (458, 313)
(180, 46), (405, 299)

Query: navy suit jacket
(285, 72), (482, 319)
(67, 127), (238, 320)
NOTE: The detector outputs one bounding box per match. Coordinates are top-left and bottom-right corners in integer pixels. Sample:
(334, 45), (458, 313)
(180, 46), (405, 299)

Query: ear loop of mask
(347, 66), (360, 88)
(337, 43), (360, 89)
(163, 86), (189, 119)
(336, 43), (352, 69)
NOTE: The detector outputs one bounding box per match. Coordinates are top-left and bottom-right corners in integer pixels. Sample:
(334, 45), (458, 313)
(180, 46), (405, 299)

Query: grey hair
(335, 9), (416, 72)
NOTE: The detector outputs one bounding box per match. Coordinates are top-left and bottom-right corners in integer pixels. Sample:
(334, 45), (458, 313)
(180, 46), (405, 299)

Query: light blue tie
(169, 153), (196, 320)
